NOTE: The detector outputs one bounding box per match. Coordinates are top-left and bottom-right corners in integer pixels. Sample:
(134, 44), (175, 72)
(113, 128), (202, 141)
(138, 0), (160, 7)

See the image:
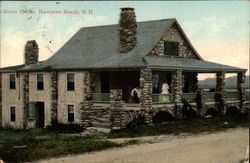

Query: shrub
(47, 123), (84, 133)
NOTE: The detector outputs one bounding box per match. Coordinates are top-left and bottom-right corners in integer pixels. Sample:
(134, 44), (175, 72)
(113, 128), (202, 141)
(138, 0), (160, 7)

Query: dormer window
(164, 42), (178, 56)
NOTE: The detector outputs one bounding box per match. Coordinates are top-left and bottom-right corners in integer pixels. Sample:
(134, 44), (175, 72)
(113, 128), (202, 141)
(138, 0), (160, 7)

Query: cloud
(1, 14), (108, 67)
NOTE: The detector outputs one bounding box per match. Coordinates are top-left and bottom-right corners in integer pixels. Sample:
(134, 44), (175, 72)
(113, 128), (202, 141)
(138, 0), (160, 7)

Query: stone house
(0, 8), (248, 132)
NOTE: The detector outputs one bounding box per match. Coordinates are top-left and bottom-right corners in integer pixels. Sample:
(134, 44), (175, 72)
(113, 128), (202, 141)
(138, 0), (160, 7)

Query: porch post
(80, 71), (94, 128)
(50, 71), (58, 125)
(172, 70), (183, 119)
(83, 71), (93, 101)
(139, 68), (152, 109)
(237, 71), (246, 113)
(215, 71), (225, 116)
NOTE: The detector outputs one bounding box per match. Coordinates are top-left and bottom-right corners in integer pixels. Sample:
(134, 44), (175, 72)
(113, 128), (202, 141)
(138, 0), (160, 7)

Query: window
(67, 105), (74, 122)
(164, 42), (178, 56)
(67, 73), (75, 90)
(9, 74), (16, 89)
(37, 74), (44, 90)
(152, 74), (159, 93)
(27, 103), (35, 120)
(10, 106), (16, 122)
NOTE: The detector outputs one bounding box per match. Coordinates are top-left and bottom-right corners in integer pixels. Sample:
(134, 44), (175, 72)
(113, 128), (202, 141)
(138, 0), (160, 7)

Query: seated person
(131, 86), (141, 103)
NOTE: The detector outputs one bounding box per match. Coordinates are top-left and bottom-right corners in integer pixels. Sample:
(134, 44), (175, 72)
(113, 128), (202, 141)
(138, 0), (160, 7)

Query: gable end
(146, 21), (203, 60)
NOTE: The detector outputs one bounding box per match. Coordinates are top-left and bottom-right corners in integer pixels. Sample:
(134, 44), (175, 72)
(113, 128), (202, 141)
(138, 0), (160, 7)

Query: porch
(81, 66), (247, 132)
(87, 68), (247, 115)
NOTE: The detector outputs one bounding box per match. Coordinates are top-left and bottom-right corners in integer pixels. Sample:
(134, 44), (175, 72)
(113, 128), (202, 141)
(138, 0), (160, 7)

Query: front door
(101, 72), (110, 93)
(36, 102), (45, 128)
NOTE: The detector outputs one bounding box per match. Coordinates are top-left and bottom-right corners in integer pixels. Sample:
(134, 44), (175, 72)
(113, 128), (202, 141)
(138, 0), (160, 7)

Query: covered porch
(86, 57), (247, 117)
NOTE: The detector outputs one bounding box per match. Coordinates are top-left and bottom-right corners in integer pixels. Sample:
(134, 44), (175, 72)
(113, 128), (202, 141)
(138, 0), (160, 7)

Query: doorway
(36, 102), (45, 128)
(101, 72), (110, 93)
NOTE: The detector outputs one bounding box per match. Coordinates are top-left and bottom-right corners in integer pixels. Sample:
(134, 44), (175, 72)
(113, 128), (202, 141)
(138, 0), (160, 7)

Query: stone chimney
(24, 40), (39, 65)
(118, 7), (137, 53)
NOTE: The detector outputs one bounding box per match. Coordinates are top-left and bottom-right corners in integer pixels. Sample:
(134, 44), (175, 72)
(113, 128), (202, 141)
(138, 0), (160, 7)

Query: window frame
(36, 74), (44, 90)
(9, 106), (16, 122)
(152, 74), (160, 93)
(164, 41), (179, 56)
(67, 105), (74, 122)
(66, 73), (75, 91)
(9, 74), (16, 90)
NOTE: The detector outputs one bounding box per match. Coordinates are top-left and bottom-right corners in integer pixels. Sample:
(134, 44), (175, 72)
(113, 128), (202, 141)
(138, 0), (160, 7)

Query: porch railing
(90, 90), (243, 104)
(225, 91), (240, 101)
(182, 93), (196, 103)
(152, 93), (174, 104)
(92, 93), (110, 103)
(204, 92), (217, 102)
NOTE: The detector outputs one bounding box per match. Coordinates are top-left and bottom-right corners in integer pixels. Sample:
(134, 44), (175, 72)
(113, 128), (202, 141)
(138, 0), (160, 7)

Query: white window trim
(36, 73), (44, 91)
(66, 73), (75, 91)
(66, 104), (74, 122)
(8, 73), (16, 90)
(9, 106), (16, 122)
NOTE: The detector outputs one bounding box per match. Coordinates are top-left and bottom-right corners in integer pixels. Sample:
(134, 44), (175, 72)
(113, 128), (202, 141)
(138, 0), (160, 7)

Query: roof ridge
(80, 18), (176, 30)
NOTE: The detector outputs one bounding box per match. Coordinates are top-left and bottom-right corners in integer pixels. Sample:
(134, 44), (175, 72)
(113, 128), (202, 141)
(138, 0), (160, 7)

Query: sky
(0, 1), (249, 80)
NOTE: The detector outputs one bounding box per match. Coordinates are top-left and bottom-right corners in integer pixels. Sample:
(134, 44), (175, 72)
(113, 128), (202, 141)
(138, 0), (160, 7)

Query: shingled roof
(2, 18), (245, 73)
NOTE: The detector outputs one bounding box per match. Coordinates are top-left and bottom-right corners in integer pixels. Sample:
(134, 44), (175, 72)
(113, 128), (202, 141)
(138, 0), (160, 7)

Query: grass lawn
(0, 113), (248, 162)
(107, 113), (249, 138)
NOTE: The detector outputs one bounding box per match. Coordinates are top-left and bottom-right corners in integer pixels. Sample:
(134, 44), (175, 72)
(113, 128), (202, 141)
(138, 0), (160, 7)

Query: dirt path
(37, 127), (249, 163)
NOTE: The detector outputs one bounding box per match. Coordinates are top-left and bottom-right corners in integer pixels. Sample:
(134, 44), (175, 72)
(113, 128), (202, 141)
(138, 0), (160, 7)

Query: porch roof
(144, 56), (246, 73)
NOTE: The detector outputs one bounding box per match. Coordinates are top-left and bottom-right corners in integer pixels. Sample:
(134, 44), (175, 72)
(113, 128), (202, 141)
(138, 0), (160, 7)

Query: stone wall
(139, 68), (152, 109)
(195, 89), (206, 116)
(215, 71), (225, 116)
(23, 72), (29, 128)
(172, 70), (183, 119)
(147, 24), (199, 60)
(237, 72), (246, 112)
(50, 71), (58, 124)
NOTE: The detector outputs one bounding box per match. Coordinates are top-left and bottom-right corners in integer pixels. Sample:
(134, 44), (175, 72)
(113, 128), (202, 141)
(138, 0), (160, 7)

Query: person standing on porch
(161, 82), (170, 102)
(131, 86), (141, 103)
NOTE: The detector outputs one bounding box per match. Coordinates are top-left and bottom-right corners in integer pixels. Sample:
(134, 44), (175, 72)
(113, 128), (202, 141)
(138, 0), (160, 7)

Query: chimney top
(118, 7), (137, 53)
(120, 7), (134, 11)
(24, 40), (39, 65)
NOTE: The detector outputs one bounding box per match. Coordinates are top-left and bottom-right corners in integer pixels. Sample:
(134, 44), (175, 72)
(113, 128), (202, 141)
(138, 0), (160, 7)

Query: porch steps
(92, 121), (111, 128)
(93, 117), (110, 123)
(86, 127), (111, 134)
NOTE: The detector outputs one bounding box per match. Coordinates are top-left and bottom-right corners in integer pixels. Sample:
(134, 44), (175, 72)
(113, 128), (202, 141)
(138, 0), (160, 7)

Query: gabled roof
(5, 18), (245, 73)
